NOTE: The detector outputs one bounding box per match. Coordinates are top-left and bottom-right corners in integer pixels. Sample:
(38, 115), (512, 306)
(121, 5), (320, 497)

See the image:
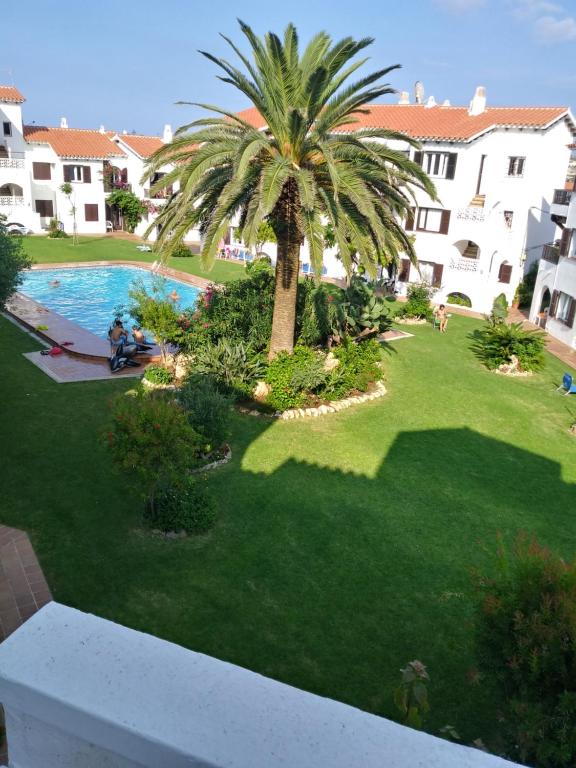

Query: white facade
(0, 602), (523, 768)
(530, 189), (576, 348)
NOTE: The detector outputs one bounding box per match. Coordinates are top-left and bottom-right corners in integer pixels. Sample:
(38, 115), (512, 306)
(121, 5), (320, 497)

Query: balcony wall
(0, 603), (524, 768)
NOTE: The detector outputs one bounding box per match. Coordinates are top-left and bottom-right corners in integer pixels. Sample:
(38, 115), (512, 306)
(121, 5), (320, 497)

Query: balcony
(542, 244), (559, 264)
(455, 207), (485, 223)
(104, 181), (132, 193)
(144, 187), (173, 200)
(449, 256), (479, 272)
(553, 189), (572, 206)
(0, 157), (25, 169)
(0, 195), (24, 207)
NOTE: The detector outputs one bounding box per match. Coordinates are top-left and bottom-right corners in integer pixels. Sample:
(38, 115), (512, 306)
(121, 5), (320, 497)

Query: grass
(2, 310), (576, 751)
(21, 235), (246, 283)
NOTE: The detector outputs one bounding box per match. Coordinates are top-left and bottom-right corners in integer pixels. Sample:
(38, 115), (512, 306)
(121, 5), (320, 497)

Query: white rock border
(278, 381), (386, 420)
(492, 368), (533, 378)
(395, 318), (428, 326)
(141, 377), (178, 391)
(191, 445), (232, 473)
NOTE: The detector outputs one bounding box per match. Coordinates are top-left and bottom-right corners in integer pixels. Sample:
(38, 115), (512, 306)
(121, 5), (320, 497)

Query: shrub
(144, 364), (175, 386)
(171, 243), (193, 258)
(446, 292), (471, 308)
(47, 218), (69, 239)
(0, 215), (33, 309)
(178, 374), (231, 452)
(474, 535), (576, 767)
(488, 293), (509, 326)
(517, 262), (538, 309)
(245, 255), (273, 276)
(323, 338), (381, 398)
(193, 339), (266, 399)
(330, 277), (391, 341)
(129, 277), (184, 362)
(394, 661), (430, 729)
(265, 346), (327, 410)
(397, 283), (433, 320)
(107, 390), (203, 510)
(296, 280), (334, 347)
(473, 322), (545, 372)
(107, 189), (147, 233)
(144, 476), (216, 535)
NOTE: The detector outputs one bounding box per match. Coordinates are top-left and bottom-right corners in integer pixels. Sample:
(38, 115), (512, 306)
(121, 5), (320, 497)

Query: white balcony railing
(0, 196), (25, 207)
(450, 256), (479, 272)
(455, 207), (486, 223)
(0, 157), (25, 169)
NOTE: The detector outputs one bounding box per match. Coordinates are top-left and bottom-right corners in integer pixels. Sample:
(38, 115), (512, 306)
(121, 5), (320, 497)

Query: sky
(2, 0), (575, 136)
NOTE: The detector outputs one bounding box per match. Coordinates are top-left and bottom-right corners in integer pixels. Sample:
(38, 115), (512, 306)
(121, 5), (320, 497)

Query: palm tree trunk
(269, 179), (302, 359)
(269, 235), (301, 358)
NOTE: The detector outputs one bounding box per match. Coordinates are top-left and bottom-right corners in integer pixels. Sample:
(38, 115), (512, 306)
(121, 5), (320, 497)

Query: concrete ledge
(0, 603), (523, 768)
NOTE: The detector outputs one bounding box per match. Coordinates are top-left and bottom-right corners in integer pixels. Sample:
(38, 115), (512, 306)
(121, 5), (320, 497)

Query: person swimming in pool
(49, 280), (60, 288)
(169, 289), (180, 302)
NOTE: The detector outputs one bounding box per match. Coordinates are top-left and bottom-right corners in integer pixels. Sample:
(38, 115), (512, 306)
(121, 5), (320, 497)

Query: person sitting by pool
(169, 289), (180, 302)
(108, 320), (129, 354)
(131, 325), (153, 351)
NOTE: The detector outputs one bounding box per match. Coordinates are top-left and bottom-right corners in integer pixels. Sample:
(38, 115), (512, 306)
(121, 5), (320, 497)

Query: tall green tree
(143, 21), (436, 357)
(0, 215), (33, 309)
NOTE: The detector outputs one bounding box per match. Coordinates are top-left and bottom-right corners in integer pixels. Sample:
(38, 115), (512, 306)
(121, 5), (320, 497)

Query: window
(63, 165), (92, 183)
(84, 204), (99, 222)
(503, 211), (513, 230)
(550, 291), (576, 327)
(508, 156), (525, 177)
(33, 162), (51, 181)
(2, 122), (11, 137)
(416, 207), (451, 234)
(35, 199), (54, 218)
(414, 151), (457, 179)
(419, 261), (444, 288)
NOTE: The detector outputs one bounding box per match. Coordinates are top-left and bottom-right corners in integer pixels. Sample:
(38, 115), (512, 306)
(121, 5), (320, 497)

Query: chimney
(469, 86), (487, 116)
(414, 81), (425, 105)
(99, 125), (105, 134)
(60, 117), (68, 129)
(162, 124), (173, 143)
(398, 91), (410, 105)
(425, 95), (436, 109)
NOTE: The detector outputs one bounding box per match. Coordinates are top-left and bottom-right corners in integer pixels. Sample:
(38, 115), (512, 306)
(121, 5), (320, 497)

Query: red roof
(237, 104), (573, 142)
(0, 86), (25, 104)
(114, 133), (164, 158)
(23, 125), (126, 159)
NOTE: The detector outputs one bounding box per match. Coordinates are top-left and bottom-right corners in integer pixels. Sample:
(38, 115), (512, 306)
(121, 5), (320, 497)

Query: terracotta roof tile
(237, 104), (573, 142)
(0, 86), (25, 104)
(115, 134), (164, 158)
(23, 125), (125, 159)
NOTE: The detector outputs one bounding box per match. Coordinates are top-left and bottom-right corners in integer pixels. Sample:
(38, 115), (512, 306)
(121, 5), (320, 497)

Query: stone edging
(278, 381), (387, 419)
(191, 446), (232, 473)
(492, 368), (533, 377)
(395, 318), (428, 325)
(141, 377), (177, 391)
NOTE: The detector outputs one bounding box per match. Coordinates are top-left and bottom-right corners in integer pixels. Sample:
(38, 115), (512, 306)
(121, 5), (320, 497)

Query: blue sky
(3, 0), (575, 135)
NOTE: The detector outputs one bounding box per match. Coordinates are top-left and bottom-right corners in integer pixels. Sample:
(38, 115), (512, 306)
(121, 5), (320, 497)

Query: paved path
(0, 526), (52, 764)
(509, 308), (576, 371)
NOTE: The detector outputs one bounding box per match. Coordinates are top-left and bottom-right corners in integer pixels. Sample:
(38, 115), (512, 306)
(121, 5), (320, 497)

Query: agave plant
(332, 277), (391, 340)
(143, 21), (436, 357)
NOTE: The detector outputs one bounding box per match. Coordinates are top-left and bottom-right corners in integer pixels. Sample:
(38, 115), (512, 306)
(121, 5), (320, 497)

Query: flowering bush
(474, 534), (576, 767)
(107, 390), (203, 512)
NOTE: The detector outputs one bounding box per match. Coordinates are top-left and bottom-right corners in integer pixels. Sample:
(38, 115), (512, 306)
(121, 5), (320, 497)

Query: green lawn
(21, 235), (246, 283)
(2, 310), (576, 750)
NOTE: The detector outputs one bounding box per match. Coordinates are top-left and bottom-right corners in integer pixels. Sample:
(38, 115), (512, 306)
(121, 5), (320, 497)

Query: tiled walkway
(0, 526), (52, 764)
(509, 308), (576, 371)
(23, 351), (144, 383)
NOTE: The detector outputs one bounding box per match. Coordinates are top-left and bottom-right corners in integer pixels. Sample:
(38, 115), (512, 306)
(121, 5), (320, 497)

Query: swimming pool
(20, 266), (201, 339)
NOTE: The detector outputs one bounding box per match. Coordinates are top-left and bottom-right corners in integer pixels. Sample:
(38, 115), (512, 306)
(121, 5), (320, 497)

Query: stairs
(469, 194), (486, 208)
(462, 241), (479, 259)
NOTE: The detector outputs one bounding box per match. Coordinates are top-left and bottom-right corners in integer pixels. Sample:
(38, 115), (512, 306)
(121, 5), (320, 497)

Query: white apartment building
(0, 85), (173, 239)
(238, 87), (575, 313)
(2, 84), (575, 314)
(530, 180), (576, 348)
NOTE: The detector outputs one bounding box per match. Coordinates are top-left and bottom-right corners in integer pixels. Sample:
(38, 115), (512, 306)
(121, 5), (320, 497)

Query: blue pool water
(20, 266), (201, 339)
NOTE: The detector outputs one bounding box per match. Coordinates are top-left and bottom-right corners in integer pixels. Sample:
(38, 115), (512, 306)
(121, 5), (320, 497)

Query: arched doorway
(537, 287), (551, 328)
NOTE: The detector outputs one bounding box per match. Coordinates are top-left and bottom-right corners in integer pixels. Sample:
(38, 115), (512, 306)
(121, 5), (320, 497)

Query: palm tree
(143, 21), (436, 357)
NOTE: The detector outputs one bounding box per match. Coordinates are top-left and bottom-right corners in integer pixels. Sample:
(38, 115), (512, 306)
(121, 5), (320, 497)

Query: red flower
(203, 322), (210, 328)
(327, 295), (334, 303)
(153, 423), (161, 430)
